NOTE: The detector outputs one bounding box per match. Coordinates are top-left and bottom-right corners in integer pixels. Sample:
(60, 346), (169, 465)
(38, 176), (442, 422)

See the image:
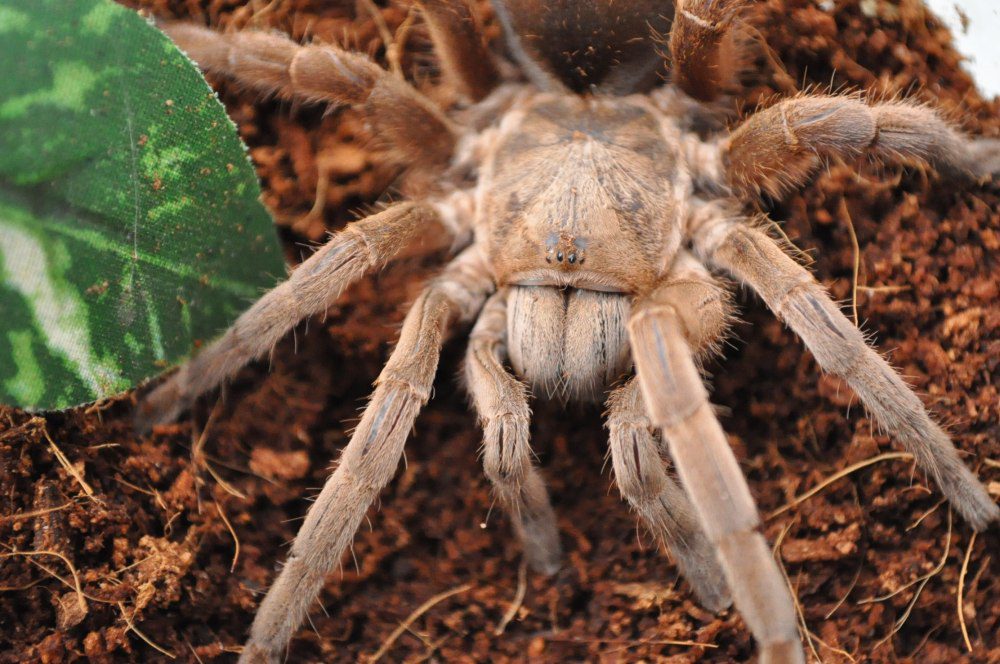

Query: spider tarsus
(940, 468), (1000, 532)
(236, 641), (279, 664)
(133, 383), (184, 435)
(759, 640), (807, 664)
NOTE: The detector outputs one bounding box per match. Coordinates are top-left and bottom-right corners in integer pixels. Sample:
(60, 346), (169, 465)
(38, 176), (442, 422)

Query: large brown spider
(139, 1), (1000, 661)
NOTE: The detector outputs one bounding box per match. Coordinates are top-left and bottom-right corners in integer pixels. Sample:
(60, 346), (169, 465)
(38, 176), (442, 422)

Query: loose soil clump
(2, 0), (998, 661)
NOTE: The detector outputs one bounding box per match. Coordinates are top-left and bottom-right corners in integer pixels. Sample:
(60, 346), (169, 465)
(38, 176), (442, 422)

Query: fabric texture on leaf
(0, 0), (285, 410)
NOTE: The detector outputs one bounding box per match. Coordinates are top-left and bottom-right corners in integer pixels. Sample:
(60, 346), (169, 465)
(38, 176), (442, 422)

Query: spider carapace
(483, 94), (684, 402)
(487, 96), (680, 292)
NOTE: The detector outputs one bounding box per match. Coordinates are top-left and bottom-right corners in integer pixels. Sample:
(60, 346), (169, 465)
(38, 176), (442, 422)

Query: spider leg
(136, 201), (463, 430)
(607, 377), (732, 611)
(240, 245), (493, 664)
(629, 281), (803, 664)
(608, 251), (733, 610)
(692, 209), (1000, 530)
(416, 0), (499, 101)
(159, 22), (457, 167)
(669, 0), (751, 102)
(466, 289), (562, 573)
(723, 94), (1000, 198)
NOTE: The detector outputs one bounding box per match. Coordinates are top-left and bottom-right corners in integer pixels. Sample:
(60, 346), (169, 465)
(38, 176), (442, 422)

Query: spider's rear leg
(465, 290), (562, 574)
(136, 201), (462, 430)
(416, 0), (499, 101)
(723, 95), (1000, 198)
(607, 378), (732, 612)
(629, 282), (803, 664)
(240, 245), (493, 664)
(692, 209), (1000, 529)
(669, 0), (751, 102)
(159, 22), (457, 167)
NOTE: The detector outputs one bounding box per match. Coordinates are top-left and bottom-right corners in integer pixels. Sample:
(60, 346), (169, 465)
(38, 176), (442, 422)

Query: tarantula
(139, 1), (1000, 661)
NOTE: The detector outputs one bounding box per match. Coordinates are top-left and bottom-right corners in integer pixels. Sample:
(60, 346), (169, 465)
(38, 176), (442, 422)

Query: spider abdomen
(506, 285), (632, 402)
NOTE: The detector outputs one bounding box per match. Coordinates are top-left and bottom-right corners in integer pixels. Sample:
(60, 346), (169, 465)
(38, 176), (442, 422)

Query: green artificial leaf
(0, 0), (285, 410)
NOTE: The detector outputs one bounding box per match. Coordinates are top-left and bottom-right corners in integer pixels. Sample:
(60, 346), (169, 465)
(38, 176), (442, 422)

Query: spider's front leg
(692, 206), (1000, 529)
(159, 22), (458, 166)
(136, 201), (461, 430)
(606, 252), (733, 611)
(628, 275), (802, 664)
(465, 290), (562, 574)
(240, 245), (493, 664)
(669, 0), (751, 102)
(723, 95), (1000, 198)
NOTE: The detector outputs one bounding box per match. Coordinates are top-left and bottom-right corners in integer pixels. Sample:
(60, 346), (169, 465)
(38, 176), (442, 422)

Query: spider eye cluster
(544, 234), (587, 266)
(492, 0), (674, 93)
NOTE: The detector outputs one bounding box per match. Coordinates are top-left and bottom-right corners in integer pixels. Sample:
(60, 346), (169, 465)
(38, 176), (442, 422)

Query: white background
(924, 0), (1000, 97)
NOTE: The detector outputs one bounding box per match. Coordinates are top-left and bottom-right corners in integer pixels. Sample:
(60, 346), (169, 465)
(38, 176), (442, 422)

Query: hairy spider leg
(670, 0), (752, 101)
(137, 202), (461, 429)
(160, 21), (458, 167)
(241, 245), (493, 664)
(691, 209), (1000, 529)
(465, 289), (562, 573)
(417, 0), (499, 101)
(629, 277), (803, 664)
(723, 94), (1000, 197)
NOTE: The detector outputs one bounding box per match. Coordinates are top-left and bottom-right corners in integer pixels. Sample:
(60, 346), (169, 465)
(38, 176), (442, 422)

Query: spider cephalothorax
(139, 1), (1000, 662)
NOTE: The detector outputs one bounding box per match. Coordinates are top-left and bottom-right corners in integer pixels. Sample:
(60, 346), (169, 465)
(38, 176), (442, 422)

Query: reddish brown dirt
(2, 1), (999, 662)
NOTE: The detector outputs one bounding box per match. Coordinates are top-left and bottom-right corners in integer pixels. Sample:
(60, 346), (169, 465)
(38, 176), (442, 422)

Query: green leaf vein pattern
(0, 0), (285, 410)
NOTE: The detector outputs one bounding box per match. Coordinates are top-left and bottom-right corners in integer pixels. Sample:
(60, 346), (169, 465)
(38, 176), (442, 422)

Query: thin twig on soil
(774, 522), (860, 661)
(191, 400), (247, 500)
(768, 452), (913, 519)
(857, 285), (911, 295)
(906, 497), (946, 531)
(359, 0), (401, 78)
(744, 23), (798, 95)
(838, 197), (862, 326)
(858, 510), (953, 605)
(186, 641), (206, 664)
(824, 553), (866, 620)
(862, 511), (952, 652)
(388, 7), (417, 80)
(99, 553), (157, 585)
(118, 600), (176, 659)
(905, 624), (943, 660)
(543, 636), (717, 649)
(957, 531), (977, 652)
(494, 559), (527, 636)
(43, 426), (100, 504)
(307, 160), (331, 221)
(1, 544), (114, 604)
(411, 633), (450, 664)
(114, 475), (169, 512)
(215, 499), (240, 573)
(367, 583), (472, 662)
(0, 500), (74, 524)
(0, 549), (87, 615)
(0, 577), (44, 592)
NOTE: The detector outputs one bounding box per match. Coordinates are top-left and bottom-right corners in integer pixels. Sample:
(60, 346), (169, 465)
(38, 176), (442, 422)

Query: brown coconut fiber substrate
(2, 0), (999, 662)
